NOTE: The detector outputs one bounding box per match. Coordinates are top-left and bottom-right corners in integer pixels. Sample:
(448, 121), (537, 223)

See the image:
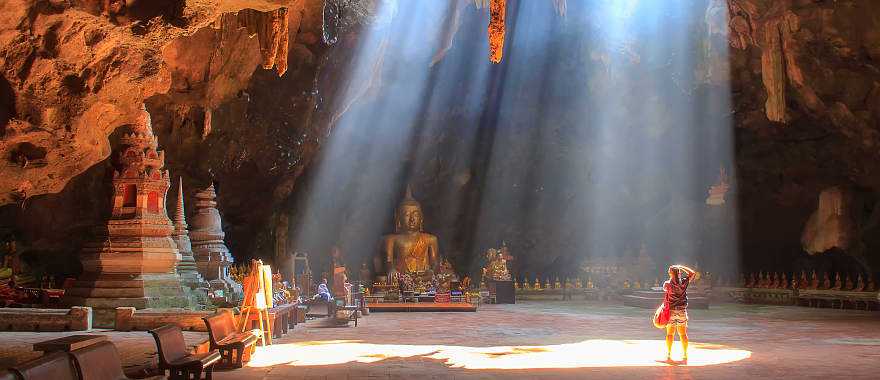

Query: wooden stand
(238, 260), (273, 345)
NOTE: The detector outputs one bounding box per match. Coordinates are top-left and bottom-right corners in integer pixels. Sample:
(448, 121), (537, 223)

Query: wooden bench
(149, 325), (221, 380)
(340, 305), (360, 327)
(202, 312), (259, 368)
(69, 341), (164, 380)
(6, 351), (77, 380)
(33, 335), (107, 354)
(116, 307), (212, 332)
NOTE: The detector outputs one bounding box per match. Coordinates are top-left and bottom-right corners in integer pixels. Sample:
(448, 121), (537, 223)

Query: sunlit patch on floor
(246, 339), (751, 369)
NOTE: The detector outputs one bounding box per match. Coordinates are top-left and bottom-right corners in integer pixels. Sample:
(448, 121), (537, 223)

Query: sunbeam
(246, 339), (751, 369)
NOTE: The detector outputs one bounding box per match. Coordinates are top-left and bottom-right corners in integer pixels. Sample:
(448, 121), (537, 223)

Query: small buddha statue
(780, 273), (788, 289)
(866, 275), (876, 292)
(360, 262), (371, 284)
(623, 279), (630, 289)
(770, 273), (779, 288)
(854, 274), (865, 292)
(565, 278), (573, 289)
(757, 272), (766, 288)
(554, 277), (561, 289)
(809, 270), (819, 290)
(845, 274), (854, 291)
(832, 272), (842, 290)
(633, 280), (641, 289)
(544, 278), (552, 290)
(513, 278), (520, 289)
(746, 273), (755, 288)
(534, 277), (542, 290)
(575, 278), (582, 288)
(790, 274), (799, 290)
(523, 277), (531, 290)
(587, 276), (594, 289)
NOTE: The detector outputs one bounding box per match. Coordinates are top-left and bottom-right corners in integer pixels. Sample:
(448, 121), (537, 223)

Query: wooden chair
(68, 341), (164, 380)
(149, 325), (221, 380)
(202, 312), (259, 368)
(7, 351), (77, 380)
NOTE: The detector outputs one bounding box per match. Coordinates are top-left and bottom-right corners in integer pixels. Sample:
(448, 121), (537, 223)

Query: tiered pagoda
(171, 178), (208, 290)
(64, 106), (189, 318)
(189, 184), (242, 300)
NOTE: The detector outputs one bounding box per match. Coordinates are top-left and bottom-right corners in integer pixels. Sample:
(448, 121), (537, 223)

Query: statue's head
(395, 186), (423, 233)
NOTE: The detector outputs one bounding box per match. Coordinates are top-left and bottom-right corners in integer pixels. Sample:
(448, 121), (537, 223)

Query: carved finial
(404, 185), (414, 201)
(174, 177), (187, 230)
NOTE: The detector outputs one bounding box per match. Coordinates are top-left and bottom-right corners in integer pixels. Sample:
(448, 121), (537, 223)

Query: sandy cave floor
(2, 301), (879, 379)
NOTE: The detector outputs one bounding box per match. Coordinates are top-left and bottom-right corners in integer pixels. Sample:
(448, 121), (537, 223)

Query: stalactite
(430, 0), (467, 67)
(214, 8), (290, 77)
(552, 0), (567, 17)
(203, 107), (212, 140)
(488, 0), (506, 64)
(761, 21), (787, 123)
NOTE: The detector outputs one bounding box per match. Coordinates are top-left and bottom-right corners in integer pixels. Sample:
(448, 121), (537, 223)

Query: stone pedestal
(64, 107), (189, 326)
(488, 280), (515, 304)
(190, 184), (241, 301)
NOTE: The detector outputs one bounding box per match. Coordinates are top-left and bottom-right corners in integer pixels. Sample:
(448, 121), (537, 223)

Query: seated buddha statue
(380, 187), (440, 288)
(854, 274), (865, 292)
(483, 248), (511, 282)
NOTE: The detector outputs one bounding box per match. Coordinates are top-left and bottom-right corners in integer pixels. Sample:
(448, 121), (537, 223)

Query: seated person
(313, 282), (332, 302)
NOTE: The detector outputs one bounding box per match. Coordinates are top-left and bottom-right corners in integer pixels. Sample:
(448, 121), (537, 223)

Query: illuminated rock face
(189, 184), (241, 300)
(801, 187), (856, 255)
(64, 107), (189, 314)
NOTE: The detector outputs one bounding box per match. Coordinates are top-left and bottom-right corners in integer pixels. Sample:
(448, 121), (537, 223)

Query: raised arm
(674, 265), (700, 280)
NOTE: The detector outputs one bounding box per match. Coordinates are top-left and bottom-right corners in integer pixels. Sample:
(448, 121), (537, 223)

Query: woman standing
(663, 264), (699, 363)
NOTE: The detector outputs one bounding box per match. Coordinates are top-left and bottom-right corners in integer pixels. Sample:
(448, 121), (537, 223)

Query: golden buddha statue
(380, 187), (440, 286)
(544, 278), (551, 290)
(523, 277), (531, 290)
(809, 270), (819, 289)
(587, 276), (593, 289)
(854, 274), (865, 292)
(483, 248), (511, 281)
(534, 277), (541, 290)
(554, 277), (561, 289)
(575, 278), (582, 288)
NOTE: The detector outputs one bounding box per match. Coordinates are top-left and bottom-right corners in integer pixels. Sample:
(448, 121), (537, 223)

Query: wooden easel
(238, 260), (273, 345)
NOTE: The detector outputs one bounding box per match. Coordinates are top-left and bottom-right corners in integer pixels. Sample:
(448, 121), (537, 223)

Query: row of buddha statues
(511, 275), (707, 291)
(734, 271), (877, 292)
